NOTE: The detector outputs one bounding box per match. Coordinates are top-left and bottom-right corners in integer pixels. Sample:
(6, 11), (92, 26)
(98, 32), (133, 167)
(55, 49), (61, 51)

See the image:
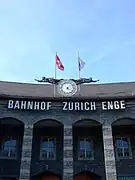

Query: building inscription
(7, 100), (126, 111)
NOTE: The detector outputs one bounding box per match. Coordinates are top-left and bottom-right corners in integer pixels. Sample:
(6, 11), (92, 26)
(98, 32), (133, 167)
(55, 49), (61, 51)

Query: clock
(57, 79), (77, 97)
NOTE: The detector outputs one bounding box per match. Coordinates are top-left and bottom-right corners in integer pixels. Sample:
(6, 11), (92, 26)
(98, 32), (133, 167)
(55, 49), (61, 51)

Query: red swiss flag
(56, 55), (64, 71)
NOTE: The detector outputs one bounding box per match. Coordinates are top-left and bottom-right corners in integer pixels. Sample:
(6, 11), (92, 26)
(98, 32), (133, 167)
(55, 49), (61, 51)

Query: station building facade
(0, 81), (135, 180)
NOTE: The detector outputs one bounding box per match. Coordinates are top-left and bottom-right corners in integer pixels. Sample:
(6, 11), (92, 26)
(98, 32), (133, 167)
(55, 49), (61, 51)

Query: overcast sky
(0, 0), (135, 84)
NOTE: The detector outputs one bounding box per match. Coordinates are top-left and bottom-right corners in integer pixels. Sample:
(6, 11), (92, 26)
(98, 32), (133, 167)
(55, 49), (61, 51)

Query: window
(118, 176), (135, 180)
(40, 137), (55, 160)
(78, 137), (94, 160)
(115, 137), (132, 159)
(0, 137), (17, 158)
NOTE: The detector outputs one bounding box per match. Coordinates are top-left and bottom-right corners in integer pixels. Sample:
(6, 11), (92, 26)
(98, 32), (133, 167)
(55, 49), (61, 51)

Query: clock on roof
(57, 79), (77, 97)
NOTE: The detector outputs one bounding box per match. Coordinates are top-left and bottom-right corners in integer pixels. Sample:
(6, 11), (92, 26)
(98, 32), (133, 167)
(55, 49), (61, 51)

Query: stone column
(102, 124), (117, 180)
(63, 125), (73, 180)
(19, 124), (33, 180)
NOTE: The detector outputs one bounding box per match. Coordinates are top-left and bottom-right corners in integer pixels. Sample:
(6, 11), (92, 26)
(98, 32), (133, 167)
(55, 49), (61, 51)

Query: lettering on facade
(8, 100), (52, 110)
(7, 100), (126, 111)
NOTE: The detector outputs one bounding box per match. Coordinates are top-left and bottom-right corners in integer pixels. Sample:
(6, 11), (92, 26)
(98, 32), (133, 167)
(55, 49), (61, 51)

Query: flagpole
(78, 50), (81, 92)
(55, 52), (57, 79)
(54, 52), (57, 97)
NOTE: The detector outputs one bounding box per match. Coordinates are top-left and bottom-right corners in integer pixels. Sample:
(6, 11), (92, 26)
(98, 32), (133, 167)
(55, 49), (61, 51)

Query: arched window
(40, 137), (56, 160)
(78, 137), (94, 160)
(115, 137), (132, 159)
(0, 137), (17, 158)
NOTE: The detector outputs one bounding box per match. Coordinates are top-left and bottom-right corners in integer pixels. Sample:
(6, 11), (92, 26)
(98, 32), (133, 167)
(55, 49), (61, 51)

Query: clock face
(57, 80), (77, 97)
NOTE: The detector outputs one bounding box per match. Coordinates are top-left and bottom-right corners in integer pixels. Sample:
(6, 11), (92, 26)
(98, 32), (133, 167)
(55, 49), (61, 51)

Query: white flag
(78, 57), (85, 71)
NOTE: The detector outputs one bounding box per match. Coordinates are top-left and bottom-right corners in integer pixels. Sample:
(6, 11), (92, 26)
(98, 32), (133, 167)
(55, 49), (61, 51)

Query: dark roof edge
(0, 80), (135, 86)
(0, 94), (135, 101)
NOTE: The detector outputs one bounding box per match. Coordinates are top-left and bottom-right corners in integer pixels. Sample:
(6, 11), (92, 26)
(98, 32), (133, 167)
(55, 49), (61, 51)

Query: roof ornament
(35, 77), (99, 97)
(35, 77), (99, 85)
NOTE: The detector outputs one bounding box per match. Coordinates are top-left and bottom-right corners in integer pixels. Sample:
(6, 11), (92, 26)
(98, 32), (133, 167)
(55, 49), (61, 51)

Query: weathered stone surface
(103, 138), (114, 148)
(64, 160), (73, 169)
(19, 170), (29, 180)
(64, 149), (73, 159)
(102, 124), (117, 180)
(105, 172), (117, 180)
(20, 160), (31, 169)
(63, 172), (73, 180)
(24, 125), (33, 136)
(64, 139), (73, 147)
(64, 127), (72, 136)
(102, 125), (112, 136)
(104, 149), (116, 159)
(63, 126), (73, 180)
(21, 148), (32, 157)
(19, 124), (33, 180)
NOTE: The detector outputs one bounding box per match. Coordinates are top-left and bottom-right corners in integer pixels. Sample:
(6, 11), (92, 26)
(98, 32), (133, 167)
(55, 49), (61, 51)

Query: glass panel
(40, 137), (55, 160)
(79, 138), (93, 159)
(42, 141), (48, 150)
(118, 176), (135, 180)
(41, 150), (47, 159)
(2, 138), (17, 157)
(10, 149), (16, 157)
(116, 138), (123, 147)
(117, 148), (123, 157)
(4, 139), (16, 147)
(80, 140), (85, 149)
(116, 137), (131, 158)
(79, 149), (85, 158)
(48, 139), (54, 148)
(2, 147), (9, 156)
(124, 148), (130, 156)
(48, 147), (54, 152)
(48, 152), (54, 159)
(122, 138), (129, 148)
(85, 140), (91, 151)
(86, 151), (92, 158)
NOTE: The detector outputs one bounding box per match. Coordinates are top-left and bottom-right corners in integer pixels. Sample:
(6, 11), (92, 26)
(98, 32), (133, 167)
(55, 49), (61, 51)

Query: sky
(0, 0), (135, 84)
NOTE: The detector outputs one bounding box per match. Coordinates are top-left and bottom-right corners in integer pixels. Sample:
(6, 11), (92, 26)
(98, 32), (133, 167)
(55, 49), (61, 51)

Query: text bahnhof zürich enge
(8, 99), (126, 111)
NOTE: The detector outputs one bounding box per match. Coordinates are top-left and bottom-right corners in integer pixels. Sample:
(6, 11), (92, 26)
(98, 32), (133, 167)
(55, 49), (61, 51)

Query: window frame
(0, 136), (18, 159)
(117, 176), (135, 180)
(40, 136), (56, 160)
(78, 136), (94, 160)
(115, 136), (132, 160)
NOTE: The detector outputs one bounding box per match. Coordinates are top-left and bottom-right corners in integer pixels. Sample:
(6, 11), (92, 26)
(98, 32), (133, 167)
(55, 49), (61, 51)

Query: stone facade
(0, 98), (135, 180)
(19, 124), (33, 180)
(102, 124), (117, 180)
(63, 125), (73, 180)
